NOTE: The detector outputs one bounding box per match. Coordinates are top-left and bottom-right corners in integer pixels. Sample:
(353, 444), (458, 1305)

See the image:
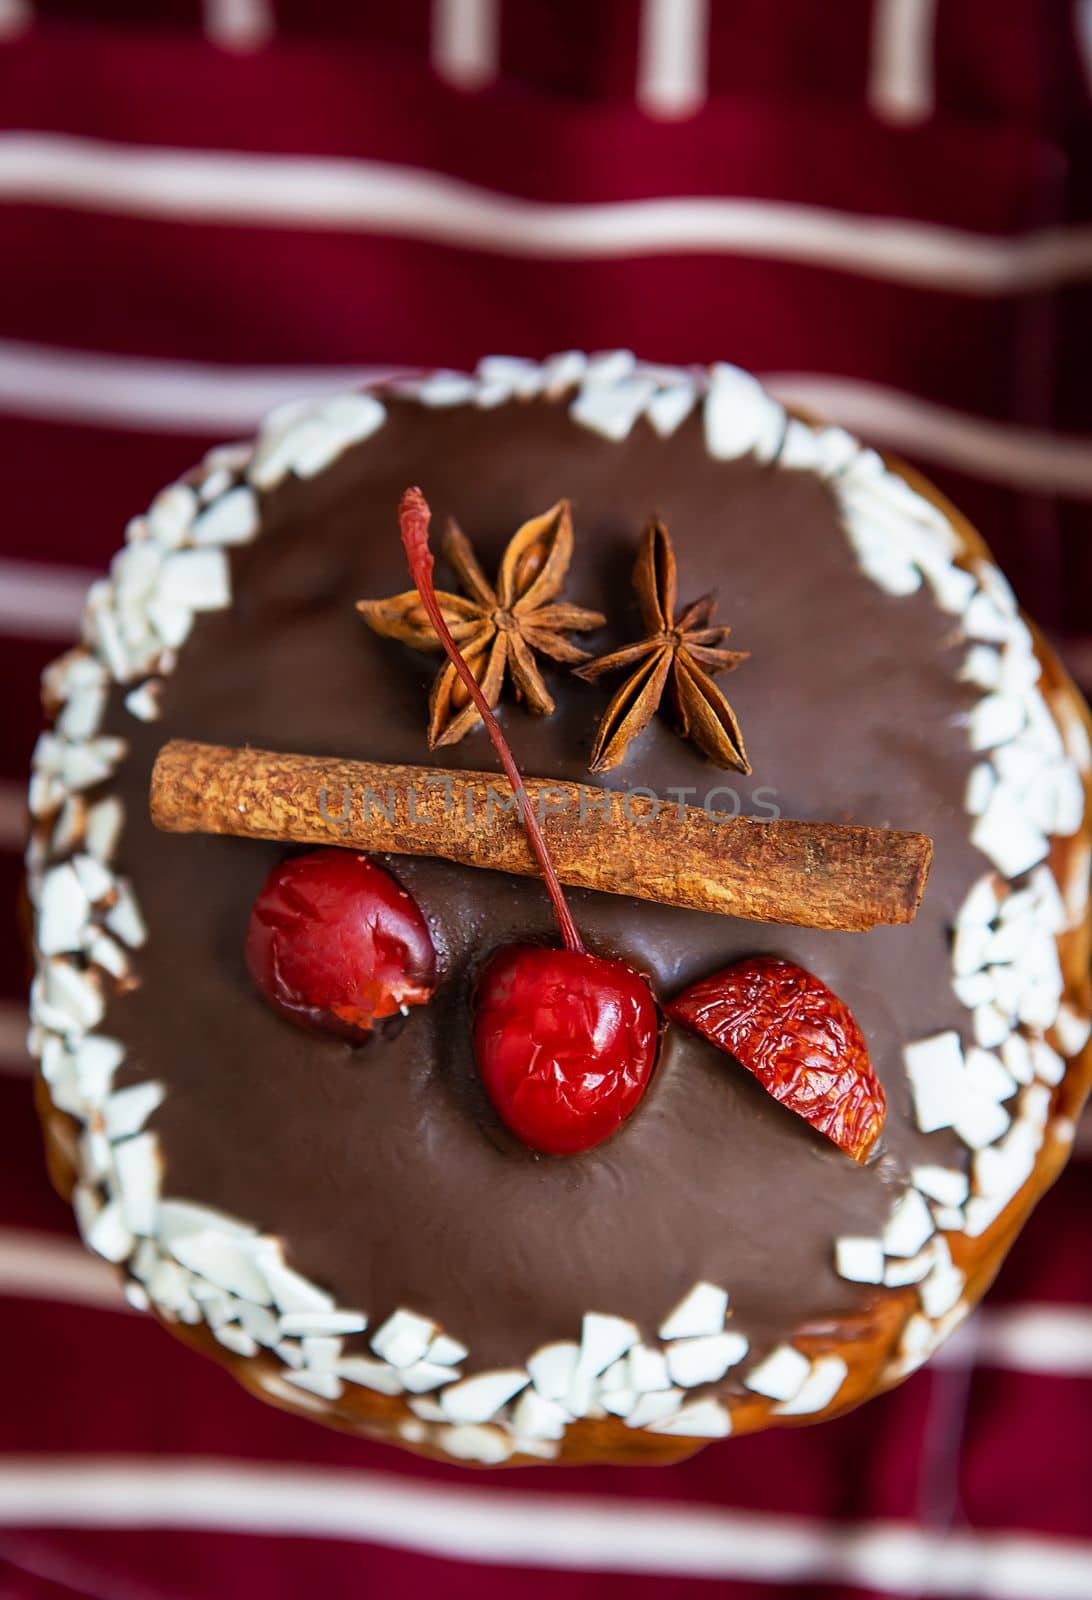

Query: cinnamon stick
(150, 740), (933, 933)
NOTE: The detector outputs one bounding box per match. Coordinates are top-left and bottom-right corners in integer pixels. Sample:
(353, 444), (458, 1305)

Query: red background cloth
(1, 4), (1090, 1596)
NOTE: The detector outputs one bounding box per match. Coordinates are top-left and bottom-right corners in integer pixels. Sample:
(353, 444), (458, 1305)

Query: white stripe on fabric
(4, 342), (1092, 498)
(0, 338), (389, 433)
(0, 1457), (1089, 1593)
(431, 0), (501, 91)
(765, 374), (1092, 496)
(868, 0), (938, 125)
(937, 1306), (1092, 1377)
(0, 1232), (125, 1311)
(202, 0), (274, 52)
(3, 134), (1092, 293)
(0, 0), (31, 41)
(0, 559), (96, 637)
(637, 0), (710, 118)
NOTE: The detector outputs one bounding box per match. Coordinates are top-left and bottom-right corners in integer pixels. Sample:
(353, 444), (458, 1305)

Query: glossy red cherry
(246, 848), (437, 1041)
(474, 944), (660, 1155)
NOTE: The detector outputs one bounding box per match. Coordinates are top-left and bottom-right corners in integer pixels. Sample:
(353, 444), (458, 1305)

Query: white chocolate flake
(1055, 1002), (1091, 1057)
(964, 1048), (1016, 1103)
(1030, 1037), (1066, 1086)
(170, 1232), (272, 1305)
(704, 363), (785, 462)
(72, 852), (114, 905)
(744, 1345), (811, 1403)
(601, 1388), (637, 1418)
(255, 1249), (335, 1316)
(156, 548), (230, 614)
(648, 1398), (731, 1438)
(249, 394), (386, 489)
(400, 1360), (459, 1394)
(192, 486), (259, 546)
(370, 1309), (435, 1368)
(882, 1190), (935, 1258)
(440, 1369), (528, 1425)
(284, 1368), (343, 1402)
(527, 1342), (579, 1403)
(912, 1166), (969, 1207)
(215, 1324), (259, 1359)
(84, 1197), (134, 1263)
(113, 1133), (160, 1236)
(124, 681), (163, 722)
(971, 791), (1049, 878)
(774, 1355), (848, 1416)
(279, 1309), (366, 1337)
(570, 375), (658, 442)
(104, 880), (147, 949)
(147, 483), (198, 547)
(301, 1335), (342, 1372)
(658, 1282), (728, 1340)
(512, 1388), (569, 1441)
(336, 1357), (404, 1396)
(158, 1201), (256, 1244)
(84, 796), (123, 862)
(407, 1397), (446, 1422)
(953, 1094), (1011, 1152)
(428, 1333), (469, 1367)
(438, 1425), (513, 1465)
(970, 694), (1025, 752)
(883, 1250), (936, 1288)
(961, 646), (1001, 691)
(964, 764), (995, 816)
(38, 864), (90, 956)
(236, 1301), (280, 1347)
(835, 1237), (885, 1284)
(626, 1344), (671, 1393)
(625, 1389), (685, 1429)
(478, 355), (545, 398)
(103, 1080), (165, 1142)
(904, 1032), (964, 1134)
(665, 1332), (748, 1387)
(577, 1312), (638, 1377)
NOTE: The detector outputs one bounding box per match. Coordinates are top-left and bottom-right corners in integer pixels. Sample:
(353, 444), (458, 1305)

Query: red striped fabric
(1, 4), (1091, 1596)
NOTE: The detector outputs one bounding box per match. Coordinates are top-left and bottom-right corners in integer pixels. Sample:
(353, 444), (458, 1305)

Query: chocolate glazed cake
(26, 355), (1092, 1467)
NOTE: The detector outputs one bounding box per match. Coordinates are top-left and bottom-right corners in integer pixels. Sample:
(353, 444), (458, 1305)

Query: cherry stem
(399, 487), (585, 956)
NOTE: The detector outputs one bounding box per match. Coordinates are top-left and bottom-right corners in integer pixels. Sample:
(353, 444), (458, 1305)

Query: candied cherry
(474, 945), (659, 1155)
(246, 848), (437, 1041)
(667, 955), (886, 1162)
(399, 487), (660, 1155)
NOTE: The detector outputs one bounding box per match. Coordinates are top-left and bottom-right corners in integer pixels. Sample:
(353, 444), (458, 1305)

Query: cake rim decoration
(25, 351), (1092, 1466)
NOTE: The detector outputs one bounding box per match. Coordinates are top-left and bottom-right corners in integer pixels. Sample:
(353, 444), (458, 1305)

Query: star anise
(576, 519), (750, 774)
(356, 499), (605, 748)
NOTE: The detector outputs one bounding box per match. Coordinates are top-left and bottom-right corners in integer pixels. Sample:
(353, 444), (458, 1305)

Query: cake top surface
(29, 355), (1091, 1461)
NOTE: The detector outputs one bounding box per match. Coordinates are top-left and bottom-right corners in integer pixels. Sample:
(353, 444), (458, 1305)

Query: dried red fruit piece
(246, 849), (437, 1041)
(666, 956), (885, 1162)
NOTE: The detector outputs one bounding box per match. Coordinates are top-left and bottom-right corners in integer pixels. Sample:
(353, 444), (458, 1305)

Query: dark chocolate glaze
(106, 396), (981, 1376)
